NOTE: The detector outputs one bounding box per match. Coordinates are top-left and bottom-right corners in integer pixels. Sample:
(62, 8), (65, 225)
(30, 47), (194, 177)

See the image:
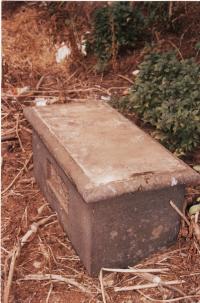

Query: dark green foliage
(144, 2), (169, 24)
(195, 42), (200, 51)
(143, 2), (173, 31)
(144, 1), (186, 34)
(87, 2), (148, 63)
(112, 53), (200, 156)
(87, 2), (187, 66)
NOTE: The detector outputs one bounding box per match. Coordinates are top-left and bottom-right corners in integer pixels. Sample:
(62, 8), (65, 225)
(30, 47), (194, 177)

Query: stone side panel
(33, 131), (93, 272)
(89, 186), (184, 275)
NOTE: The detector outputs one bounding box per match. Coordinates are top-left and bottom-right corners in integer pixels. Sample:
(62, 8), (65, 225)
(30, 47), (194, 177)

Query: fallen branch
(99, 268), (107, 303)
(2, 153), (32, 195)
(3, 87), (110, 95)
(191, 211), (200, 243)
(118, 74), (134, 84)
(99, 267), (169, 303)
(36, 74), (46, 90)
(170, 200), (200, 245)
(136, 268), (193, 303)
(114, 280), (185, 291)
(101, 267), (169, 274)
(114, 271), (189, 301)
(1, 135), (18, 142)
(170, 200), (190, 226)
(15, 113), (25, 152)
(46, 283), (53, 303)
(137, 289), (198, 303)
(3, 214), (56, 303)
(168, 1), (173, 18)
(167, 40), (184, 60)
(19, 274), (90, 293)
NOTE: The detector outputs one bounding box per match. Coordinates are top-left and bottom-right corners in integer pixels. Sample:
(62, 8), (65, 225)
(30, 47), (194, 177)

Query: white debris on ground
(34, 97), (58, 106)
(79, 32), (90, 56)
(171, 177), (178, 186)
(55, 42), (71, 63)
(55, 33), (89, 63)
(100, 96), (111, 102)
(17, 86), (30, 96)
(34, 98), (48, 106)
(132, 70), (140, 76)
(79, 39), (87, 56)
(33, 261), (42, 269)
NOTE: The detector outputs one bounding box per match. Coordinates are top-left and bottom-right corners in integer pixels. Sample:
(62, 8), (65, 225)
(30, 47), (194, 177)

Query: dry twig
(19, 273), (90, 293)
(15, 113), (25, 152)
(167, 40), (184, 60)
(2, 153), (32, 195)
(135, 272), (191, 302)
(137, 289), (198, 303)
(4, 214), (56, 303)
(170, 200), (200, 247)
(114, 280), (184, 291)
(170, 200), (190, 226)
(101, 267), (169, 274)
(99, 267), (169, 303)
(46, 283), (53, 303)
(118, 74), (134, 84)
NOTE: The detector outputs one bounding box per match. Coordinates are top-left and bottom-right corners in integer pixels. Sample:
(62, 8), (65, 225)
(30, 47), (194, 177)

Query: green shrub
(86, 2), (183, 67)
(111, 52), (200, 156)
(143, 2), (179, 32)
(87, 2), (148, 65)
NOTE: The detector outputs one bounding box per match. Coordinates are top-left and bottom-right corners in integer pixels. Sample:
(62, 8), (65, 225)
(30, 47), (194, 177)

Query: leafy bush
(86, 2), (184, 67)
(143, 2), (181, 32)
(143, 2), (169, 24)
(111, 52), (200, 156)
(87, 2), (148, 65)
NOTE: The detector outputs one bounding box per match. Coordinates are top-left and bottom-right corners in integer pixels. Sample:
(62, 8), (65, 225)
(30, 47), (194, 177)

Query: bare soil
(2, 2), (200, 303)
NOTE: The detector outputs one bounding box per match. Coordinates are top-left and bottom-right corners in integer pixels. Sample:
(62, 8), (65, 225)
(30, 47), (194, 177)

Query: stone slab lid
(24, 102), (200, 203)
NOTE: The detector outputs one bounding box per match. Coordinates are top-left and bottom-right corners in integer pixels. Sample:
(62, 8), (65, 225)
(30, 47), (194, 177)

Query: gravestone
(24, 102), (200, 276)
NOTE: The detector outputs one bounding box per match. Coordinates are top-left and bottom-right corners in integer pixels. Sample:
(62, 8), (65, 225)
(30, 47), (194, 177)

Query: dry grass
(3, 7), (56, 86)
(2, 5), (92, 93)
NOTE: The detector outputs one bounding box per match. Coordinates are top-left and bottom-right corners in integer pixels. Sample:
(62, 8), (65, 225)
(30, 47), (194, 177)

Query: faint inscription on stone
(47, 160), (69, 214)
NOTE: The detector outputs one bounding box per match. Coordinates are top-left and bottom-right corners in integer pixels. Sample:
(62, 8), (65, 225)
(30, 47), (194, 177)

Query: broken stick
(3, 214), (56, 303)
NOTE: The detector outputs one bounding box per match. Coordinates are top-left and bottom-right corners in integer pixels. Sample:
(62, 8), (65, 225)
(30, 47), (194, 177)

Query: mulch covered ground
(2, 2), (200, 303)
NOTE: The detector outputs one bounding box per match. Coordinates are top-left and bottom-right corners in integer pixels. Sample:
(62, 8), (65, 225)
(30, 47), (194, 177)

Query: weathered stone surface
(24, 102), (200, 275)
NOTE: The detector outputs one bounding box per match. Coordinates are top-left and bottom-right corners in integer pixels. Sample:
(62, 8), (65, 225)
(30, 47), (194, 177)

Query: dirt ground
(1, 2), (200, 303)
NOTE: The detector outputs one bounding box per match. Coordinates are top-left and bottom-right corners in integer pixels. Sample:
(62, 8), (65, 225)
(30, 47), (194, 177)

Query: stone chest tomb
(24, 102), (199, 276)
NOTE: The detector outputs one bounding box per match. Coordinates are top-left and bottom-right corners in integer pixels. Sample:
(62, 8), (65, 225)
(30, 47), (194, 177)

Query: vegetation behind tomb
(111, 52), (200, 156)
(3, 1), (200, 156)
(82, 2), (200, 155)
